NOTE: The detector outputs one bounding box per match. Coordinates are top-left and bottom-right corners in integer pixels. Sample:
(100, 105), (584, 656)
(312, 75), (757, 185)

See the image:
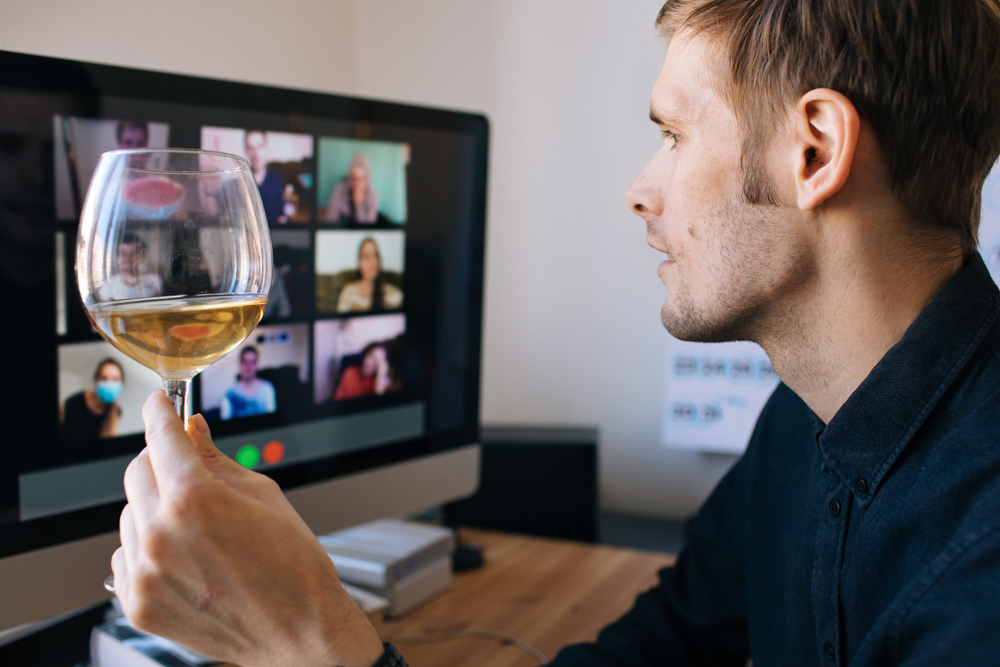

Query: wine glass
(77, 149), (272, 427)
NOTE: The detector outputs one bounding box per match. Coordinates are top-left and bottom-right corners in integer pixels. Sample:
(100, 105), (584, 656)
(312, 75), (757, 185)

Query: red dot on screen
(263, 440), (285, 465)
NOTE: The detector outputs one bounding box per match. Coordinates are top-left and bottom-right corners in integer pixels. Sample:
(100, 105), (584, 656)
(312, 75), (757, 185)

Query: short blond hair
(658, 0), (1000, 254)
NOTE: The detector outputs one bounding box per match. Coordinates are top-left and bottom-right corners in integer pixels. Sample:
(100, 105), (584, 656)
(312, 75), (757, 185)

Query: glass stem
(164, 379), (193, 428)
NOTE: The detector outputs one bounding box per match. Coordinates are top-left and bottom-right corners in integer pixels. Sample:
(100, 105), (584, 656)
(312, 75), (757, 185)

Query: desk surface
(379, 528), (676, 667)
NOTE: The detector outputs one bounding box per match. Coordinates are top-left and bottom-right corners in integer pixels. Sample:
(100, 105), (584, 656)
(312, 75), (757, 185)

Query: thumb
(186, 414), (244, 475)
(186, 414), (272, 494)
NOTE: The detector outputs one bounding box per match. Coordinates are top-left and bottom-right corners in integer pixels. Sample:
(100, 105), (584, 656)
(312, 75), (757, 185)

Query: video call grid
(52, 113), (416, 456)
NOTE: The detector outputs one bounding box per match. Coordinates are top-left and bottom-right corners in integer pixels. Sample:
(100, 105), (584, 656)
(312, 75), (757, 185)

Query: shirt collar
(815, 253), (1000, 508)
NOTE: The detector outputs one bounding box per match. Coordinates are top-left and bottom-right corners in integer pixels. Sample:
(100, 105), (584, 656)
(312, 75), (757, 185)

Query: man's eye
(660, 129), (680, 146)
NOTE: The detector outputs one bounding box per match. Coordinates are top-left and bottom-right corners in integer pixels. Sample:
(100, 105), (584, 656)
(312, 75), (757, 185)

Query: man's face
(118, 126), (148, 149)
(240, 350), (258, 380)
(117, 242), (140, 276)
(626, 30), (810, 343)
(245, 133), (267, 171)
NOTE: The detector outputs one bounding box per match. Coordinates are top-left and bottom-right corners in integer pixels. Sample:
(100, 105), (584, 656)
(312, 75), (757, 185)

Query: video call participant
(115, 121), (148, 149)
(246, 131), (286, 224)
(337, 238), (403, 312)
(323, 152), (384, 225)
(97, 233), (163, 301)
(220, 346), (277, 420)
(116, 121), (154, 170)
(108, 2), (1000, 666)
(333, 342), (396, 400)
(60, 358), (124, 443)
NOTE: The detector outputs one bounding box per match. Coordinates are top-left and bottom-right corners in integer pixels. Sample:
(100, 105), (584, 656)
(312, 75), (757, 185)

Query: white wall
(0, 0), (359, 93)
(354, 1), (737, 518)
(2, 0), (736, 519)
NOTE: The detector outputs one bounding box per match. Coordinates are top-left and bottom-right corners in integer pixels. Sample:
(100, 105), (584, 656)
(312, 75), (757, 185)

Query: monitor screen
(0, 50), (488, 561)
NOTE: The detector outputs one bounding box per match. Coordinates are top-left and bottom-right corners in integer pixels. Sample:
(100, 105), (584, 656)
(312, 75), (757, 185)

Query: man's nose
(625, 163), (664, 220)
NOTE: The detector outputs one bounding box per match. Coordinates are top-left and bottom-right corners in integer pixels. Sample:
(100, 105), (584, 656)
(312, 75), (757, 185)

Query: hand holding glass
(77, 149), (272, 426)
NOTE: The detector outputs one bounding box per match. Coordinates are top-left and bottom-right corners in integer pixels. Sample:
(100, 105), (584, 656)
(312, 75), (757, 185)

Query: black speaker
(443, 426), (598, 542)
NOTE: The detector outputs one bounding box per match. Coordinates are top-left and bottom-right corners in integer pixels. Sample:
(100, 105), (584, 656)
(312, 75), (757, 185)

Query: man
(110, 1), (1000, 666)
(97, 233), (163, 301)
(220, 347), (277, 420)
(245, 130), (287, 223)
(115, 120), (148, 149)
(115, 120), (152, 169)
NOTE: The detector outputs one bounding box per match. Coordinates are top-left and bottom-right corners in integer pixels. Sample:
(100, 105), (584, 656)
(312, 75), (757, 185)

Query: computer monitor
(0, 50), (487, 631)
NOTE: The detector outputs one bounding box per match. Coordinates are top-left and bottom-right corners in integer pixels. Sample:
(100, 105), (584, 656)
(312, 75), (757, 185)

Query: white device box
(320, 519), (455, 616)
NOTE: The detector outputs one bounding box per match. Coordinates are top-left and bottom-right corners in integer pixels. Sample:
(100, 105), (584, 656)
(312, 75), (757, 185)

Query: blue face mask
(96, 380), (123, 404)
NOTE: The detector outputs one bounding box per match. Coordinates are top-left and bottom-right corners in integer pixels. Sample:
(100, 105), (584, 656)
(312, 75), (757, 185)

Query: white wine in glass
(77, 149), (272, 425)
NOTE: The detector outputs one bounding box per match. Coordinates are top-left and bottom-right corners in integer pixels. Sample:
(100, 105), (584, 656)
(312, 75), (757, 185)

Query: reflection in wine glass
(97, 233), (163, 301)
(77, 149), (272, 425)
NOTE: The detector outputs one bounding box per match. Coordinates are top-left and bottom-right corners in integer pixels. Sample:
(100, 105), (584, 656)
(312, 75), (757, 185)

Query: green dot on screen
(236, 445), (260, 468)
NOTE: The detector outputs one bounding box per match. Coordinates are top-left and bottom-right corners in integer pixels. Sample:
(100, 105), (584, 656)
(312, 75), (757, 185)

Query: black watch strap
(369, 642), (407, 667)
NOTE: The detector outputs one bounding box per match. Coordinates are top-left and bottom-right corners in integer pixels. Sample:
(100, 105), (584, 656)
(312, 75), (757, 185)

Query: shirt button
(856, 477), (869, 493)
(824, 642), (836, 661)
(828, 499), (841, 517)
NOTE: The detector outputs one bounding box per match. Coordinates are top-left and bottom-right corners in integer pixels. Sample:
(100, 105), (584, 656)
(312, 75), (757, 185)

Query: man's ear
(792, 88), (860, 210)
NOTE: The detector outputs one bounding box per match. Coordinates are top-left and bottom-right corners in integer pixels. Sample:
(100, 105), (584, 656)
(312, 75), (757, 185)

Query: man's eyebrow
(649, 106), (689, 128)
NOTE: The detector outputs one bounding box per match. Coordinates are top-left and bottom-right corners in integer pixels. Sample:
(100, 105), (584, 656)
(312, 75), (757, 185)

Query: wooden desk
(379, 528), (676, 666)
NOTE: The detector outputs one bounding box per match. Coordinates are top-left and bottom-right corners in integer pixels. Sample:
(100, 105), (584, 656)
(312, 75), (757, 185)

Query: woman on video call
(324, 152), (384, 224)
(60, 358), (124, 443)
(336, 237), (403, 312)
(334, 342), (396, 400)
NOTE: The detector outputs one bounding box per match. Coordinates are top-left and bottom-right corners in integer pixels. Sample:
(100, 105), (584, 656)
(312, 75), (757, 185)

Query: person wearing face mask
(60, 358), (125, 443)
(336, 237), (403, 312)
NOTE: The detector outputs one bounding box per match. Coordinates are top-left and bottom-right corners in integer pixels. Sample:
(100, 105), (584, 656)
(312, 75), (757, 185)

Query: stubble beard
(659, 189), (795, 346)
(661, 290), (758, 343)
(659, 267), (767, 345)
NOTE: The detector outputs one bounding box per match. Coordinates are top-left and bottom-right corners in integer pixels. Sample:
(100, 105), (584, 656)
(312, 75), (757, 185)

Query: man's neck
(760, 230), (964, 424)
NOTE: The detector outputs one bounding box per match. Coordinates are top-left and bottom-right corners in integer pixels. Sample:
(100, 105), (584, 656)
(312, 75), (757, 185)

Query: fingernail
(193, 414), (211, 437)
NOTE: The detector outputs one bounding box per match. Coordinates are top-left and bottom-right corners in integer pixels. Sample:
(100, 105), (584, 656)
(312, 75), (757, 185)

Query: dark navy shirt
(257, 168), (285, 223)
(552, 254), (1000, 666)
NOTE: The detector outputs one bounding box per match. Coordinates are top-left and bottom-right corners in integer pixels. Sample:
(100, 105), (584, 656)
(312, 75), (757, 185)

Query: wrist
(325, 629), (384, 667)
(313, 579), (385, 667)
